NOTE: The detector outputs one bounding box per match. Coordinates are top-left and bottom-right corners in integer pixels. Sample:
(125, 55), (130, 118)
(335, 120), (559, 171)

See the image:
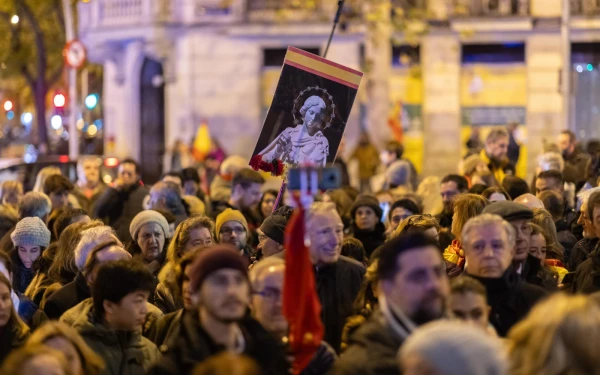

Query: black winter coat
(555, 218), (578, 260)
(43, 272), (90, 320)
(315, 256), (365, 353)
(468, 267), (547, 337)
(569, 238), (598, 271)
(330, 310), (403, 375)
(350, 223), (386, 260)
(0, 322), (29, 365)
(572, 242), (600, 294)
(92, 183), (149, 243)
(148, 309), (184, 350)
(521, 253), (558, 291)
(148, 311), (289, 375)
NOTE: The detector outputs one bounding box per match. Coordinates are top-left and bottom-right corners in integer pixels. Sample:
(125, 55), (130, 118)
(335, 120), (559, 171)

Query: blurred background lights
(10, 15), (19, 24)
(21, 112), (33, 124)
(6, 111), (14, 120)
(51, 115), (63, 130)
(587, 64), (594, 72)
(87, 124), (98, 136)
(85, 94), (98, 110)
(76, 118), (85, 130)
(576, 65), (583, 73)
(3, 101), (12, 111)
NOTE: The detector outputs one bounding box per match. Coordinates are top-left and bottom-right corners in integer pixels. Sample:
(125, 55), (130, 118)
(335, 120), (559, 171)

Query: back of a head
(0, 344), (70, 375)
(452, 194), (489, 238)
(514, 193), (544, 209)
(53, 208), (88, 240)
(220, 155), (249, 178)
(537, 169), (564, 185)
(385, 140), (404, 159)
(18, 192), (52, 220)
(192, 353), (261, 375)
(538, 190), (564, 220)
(441, 174), (468, 192)
(248, 256), (285, 290)
(502, 176), (530, 200)
(588, 191), (600, 223)
(92, 259), (155, 320)
(33, 166), (61, 193)
(377, 232), (441, 281)
(385, 160), (412, 189)
(400, 320), (506, 375)
(0, 205), (18, 239)
(393, 214), (440, 238)
(232, 169), (265, 189)
(341, 237), (367, 264)
(74, 226), (116, 271)
(537, 152), (564, 173)
(509, 293), (600, 375)
(181, 167), (201, 184)
(42, 174), (74, 196)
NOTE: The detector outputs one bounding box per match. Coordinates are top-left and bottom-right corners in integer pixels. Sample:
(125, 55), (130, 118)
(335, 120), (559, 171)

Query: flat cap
(482, 201), (533, 222)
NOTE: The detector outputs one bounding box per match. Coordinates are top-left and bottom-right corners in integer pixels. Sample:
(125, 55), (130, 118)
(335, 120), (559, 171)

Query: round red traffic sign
(64, 39), (87, 69)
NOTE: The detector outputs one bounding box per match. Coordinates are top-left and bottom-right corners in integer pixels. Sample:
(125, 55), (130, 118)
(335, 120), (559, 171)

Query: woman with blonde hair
(508, 294), (600, 375)
(0, 273), (29, 364)
(0, 181), (23, 209)
(32, 166), (62, 193)
(416, 176), (443, 215)
(155, 215), (215, 314)
(26, 321), (104, 375)
(0, 344), (71, 375)
(444, 194), (489, 277)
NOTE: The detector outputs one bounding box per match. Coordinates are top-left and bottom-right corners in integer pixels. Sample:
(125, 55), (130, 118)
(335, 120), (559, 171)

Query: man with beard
(436, 174), (468, 229)
(215, 208), (253, 261)
(332, 232), (448, 375)
(148, 245), (288, 375)
(480, 127), (515, 183)
(306, 202), (365, 353)
(557, 130), (590, 184)
(463, 214), (546, 336)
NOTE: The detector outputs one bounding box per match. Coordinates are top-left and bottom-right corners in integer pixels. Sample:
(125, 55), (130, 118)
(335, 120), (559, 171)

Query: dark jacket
(349, 223), (386, 260)
(569, 238), (598, 271)
(435, 211), (453, 230)
(563, 151), (591, 184)
(148, 310), (289, 375)
(72, 183), (107, 214)
(154, 281), (182, 316)
(43, 271), (90, 320)
(92, 183), (149, 243)
(330, 310), (404, 375)
(520, 253), (558, 291)
(0, 321), (29, 365)
(555, 218), (578, 261)
(70, 300), (160, 375)
(148, 309), (184, 350)
(301, 341), (337, 375)
(468, 267), (547, 337)
(572, 242), (600, 294)
(316, 256), (365, 353)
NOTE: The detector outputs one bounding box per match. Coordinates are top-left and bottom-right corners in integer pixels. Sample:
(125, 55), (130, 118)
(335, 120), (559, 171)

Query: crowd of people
(0, 127), (599, 375)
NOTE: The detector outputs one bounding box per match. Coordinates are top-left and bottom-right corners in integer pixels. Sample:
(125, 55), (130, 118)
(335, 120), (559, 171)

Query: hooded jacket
(572, 242), (600, 294)
(315, 256), (365, 353)
(467, 266), (547, 337)
(69, 299), (161, 375)
(148, 310), (289, 375)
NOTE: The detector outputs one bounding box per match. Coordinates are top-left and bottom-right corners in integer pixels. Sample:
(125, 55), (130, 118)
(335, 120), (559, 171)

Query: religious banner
(250, 47), (363, 176)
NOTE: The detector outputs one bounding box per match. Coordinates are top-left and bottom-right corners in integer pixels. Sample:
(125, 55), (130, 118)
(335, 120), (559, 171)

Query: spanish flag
(192, 120), (211, 161)
(388, 100), (404, 144)
(283, 206), (324, 374)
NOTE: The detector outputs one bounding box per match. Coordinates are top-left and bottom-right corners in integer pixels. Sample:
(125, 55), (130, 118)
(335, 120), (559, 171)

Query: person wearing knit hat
(349, 194), (386, 259)
(215, 208), (251, 259)
(10, 217), (51, 293)
(128, 210), (171, 273)
(399, 320), (506, 375)
(258, 206), (293, 257)
(150, 244), (290, 374)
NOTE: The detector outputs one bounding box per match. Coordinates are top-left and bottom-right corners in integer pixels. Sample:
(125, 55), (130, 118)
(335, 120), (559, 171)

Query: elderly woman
(127, 210), (172, 276)
(259, 95), (330, 166)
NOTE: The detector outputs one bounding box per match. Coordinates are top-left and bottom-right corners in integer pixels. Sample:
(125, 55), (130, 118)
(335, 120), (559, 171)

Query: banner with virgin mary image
(250, 47), (363, 176)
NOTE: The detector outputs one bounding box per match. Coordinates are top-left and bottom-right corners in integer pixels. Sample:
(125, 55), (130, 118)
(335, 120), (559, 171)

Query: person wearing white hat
(128, 210), (172, 275)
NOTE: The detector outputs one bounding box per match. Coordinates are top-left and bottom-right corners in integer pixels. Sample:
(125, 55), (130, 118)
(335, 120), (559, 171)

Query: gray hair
(462, 213), (516, 250)
(150, 181), (185, 216)
(486, 128), (509, 144)
(77, 155), (101, 172)
(74, 226), (116, 271)
(537, 152), (564, 172)
(18, 192), (52, 220)
(306, 202), (339, 229)
(249, 257), (285, 290)
(578, 187), (600, 206)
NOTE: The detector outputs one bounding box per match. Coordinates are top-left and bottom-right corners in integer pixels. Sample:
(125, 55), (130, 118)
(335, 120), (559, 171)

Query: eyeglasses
(220, 227), (245, 236)
(253, 287), (282, 300)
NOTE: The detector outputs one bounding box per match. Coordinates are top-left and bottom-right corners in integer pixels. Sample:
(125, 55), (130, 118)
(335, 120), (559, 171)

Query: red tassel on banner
(249, 155), (263, 171)
(283, 207), (324, 374)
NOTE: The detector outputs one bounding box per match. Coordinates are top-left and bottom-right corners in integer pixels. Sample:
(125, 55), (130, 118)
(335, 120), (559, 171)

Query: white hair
(462, 213), (516, 250)
(249, 257), (285, 290)
(578, 187), (600, 206)
(18, 192), (52, 220)
(306, 202), (338, 229)
(74, 226), (116, 271)
(537, 152), (564, 172)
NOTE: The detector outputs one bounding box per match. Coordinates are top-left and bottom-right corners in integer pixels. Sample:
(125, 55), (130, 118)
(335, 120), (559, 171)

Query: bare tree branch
(16, 0), (47, 81)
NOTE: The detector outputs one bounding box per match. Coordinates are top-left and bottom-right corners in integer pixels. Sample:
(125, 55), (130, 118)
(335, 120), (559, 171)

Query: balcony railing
(450, 0), (529, 17)
(571, 0), (600, 14)
(78, 0), (175, 31)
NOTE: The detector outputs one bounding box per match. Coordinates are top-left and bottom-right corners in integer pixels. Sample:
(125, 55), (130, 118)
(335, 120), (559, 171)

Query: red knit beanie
(189, 244), (249, 292)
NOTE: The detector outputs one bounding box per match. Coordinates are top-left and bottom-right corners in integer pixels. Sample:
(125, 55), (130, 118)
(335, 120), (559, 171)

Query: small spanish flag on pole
(192, 119), (212, 161)
(388, 100), (404, 144)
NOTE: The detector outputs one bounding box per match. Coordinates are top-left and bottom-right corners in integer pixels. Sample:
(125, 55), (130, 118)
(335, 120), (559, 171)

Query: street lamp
(10, 15), (19, 24)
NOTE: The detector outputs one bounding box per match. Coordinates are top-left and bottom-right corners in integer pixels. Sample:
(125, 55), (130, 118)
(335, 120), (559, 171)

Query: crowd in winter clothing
(0, 127), (600, 374)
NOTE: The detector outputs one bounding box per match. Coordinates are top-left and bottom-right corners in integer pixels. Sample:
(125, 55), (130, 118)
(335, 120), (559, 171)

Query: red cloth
(283, 206), (324, 374)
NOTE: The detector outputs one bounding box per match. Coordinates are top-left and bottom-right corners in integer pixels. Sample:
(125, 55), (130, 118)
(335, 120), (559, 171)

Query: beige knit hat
(129, 210), (171, 240)
(11, 217), (51, 248)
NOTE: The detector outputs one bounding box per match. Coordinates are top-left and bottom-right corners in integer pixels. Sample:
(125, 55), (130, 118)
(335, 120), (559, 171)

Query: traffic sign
(63, 39), (87, 69)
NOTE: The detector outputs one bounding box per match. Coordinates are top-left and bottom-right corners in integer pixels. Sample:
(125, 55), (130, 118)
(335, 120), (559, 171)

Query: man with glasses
(215, 208), (252, 261)
(462, 214), (546, 337)
(249, 256), (336, 374)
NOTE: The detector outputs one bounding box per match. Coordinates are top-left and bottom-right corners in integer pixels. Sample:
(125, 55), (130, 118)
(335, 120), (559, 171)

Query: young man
(249, 257), (336, 374)
(557, 130), (590, 183)
(72, 156), (106, 214)
(72, 259), (160, 374)
(215, 208), (252, 260)
(480, 127), (514, 183)
(462, 214), (546, 336)
(149, 245), (289, 375)
(93, 158), (149, 243)
(43, 174), (74, 211)
(333, 232), (449, 375)
(437, 174), (468, 229)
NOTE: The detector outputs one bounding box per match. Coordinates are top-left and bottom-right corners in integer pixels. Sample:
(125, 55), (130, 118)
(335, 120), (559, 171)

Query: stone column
(526, 33), (563, 179)
(421, 33), (461, 177)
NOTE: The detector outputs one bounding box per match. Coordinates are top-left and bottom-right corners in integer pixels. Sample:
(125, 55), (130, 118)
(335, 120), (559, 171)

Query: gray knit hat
(129, 210), (171, 240)
(11, 217), (51, 248)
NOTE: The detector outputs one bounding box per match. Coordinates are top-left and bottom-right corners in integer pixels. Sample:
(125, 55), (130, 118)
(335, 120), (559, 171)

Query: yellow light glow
(88, 124), (97, 136)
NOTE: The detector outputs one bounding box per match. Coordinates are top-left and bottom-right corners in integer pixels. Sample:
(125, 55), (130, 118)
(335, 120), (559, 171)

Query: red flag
(283, 206), (324, 374)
